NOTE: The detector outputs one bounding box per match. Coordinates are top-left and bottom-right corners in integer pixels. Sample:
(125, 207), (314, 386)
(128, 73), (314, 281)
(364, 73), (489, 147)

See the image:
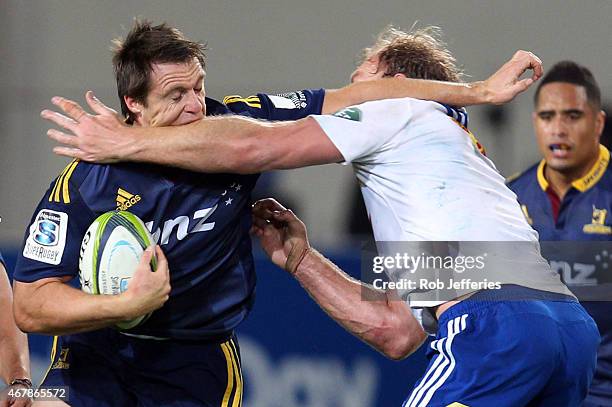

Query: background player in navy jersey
(42, 26), (598, 406)
(14, 21), (532, 407)
(507, 61), (610, 407)
(0, 251), (31, 407)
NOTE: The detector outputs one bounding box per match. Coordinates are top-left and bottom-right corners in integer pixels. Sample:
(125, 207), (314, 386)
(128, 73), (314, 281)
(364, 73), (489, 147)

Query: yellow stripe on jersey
(229, 339), (243, 407)
(446, 403), (469, 407)
(49, 160), (79, 203)
(39, 335), (59, 387)
(223, 95), (262, 109)
(49, 162), (73, 202)
(61, 160), (79, 203)
(221, 341), (235, 407)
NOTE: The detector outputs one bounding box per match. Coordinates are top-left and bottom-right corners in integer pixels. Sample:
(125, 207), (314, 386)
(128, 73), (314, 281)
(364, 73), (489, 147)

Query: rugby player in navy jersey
(0, 251), (31, 407)
(41, 26), (598, 406)
(14, 21), (540, 407)
(507, 61), (610, 407)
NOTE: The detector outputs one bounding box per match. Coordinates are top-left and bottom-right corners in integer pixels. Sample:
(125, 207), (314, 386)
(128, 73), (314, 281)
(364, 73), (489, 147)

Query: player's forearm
(13, 280), (135, 335)
(293, 249), (426, 360)
(0, 272), (30, 383)
(323, 78), (487, 113)
(124, 116), (279, 174)
(0, 335), (30, 384)
(125, 116), (329, 174)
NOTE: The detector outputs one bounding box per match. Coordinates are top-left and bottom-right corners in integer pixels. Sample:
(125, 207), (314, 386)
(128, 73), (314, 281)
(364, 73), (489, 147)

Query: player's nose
(549, 116), (568, 138)
(184, 90), (205, 115)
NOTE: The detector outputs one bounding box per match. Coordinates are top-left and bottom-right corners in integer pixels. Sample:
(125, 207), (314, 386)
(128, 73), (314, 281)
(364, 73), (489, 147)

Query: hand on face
(41, 91), (131, 163)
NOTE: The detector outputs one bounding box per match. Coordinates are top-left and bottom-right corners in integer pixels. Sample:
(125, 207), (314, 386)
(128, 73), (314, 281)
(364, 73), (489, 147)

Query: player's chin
(174, 115), (205, 126)
(546, 158), (576, 173)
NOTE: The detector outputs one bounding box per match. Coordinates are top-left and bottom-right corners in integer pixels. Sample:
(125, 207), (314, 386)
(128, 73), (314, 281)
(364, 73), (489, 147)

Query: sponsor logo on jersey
(268, 91), (308, 109)
(116, 188), (141, 211)
(333, 107), (362, 121)
(145, 204), (219, 245)
(583, 206), (612, 234)
(23, 209), (68, 265)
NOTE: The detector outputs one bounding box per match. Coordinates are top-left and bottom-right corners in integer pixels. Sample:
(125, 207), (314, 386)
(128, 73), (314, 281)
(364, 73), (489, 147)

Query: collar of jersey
(537, 144), (610, 193)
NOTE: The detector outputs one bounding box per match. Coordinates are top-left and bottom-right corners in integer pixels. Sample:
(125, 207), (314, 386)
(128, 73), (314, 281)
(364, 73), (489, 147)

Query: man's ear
(393, 73), (407, 79)
(124, 96), (143, 116)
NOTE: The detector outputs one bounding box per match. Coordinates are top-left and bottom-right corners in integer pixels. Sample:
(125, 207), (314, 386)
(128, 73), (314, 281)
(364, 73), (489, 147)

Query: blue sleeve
(0, 251), (5, 269)
(224, 89), (325, 121)
(14, 172), (97, 283)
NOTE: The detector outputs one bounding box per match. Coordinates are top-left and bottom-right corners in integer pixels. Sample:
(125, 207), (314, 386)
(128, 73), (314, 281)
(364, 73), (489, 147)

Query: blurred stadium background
(1, 1), (610, 405)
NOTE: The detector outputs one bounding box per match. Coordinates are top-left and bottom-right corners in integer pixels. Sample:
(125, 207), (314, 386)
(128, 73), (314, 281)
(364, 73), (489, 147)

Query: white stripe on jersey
(404, 314), (468, 407)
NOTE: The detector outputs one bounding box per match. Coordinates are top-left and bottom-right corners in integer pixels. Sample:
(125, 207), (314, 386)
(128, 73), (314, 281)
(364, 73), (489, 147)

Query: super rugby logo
(23, 209), (68, 265)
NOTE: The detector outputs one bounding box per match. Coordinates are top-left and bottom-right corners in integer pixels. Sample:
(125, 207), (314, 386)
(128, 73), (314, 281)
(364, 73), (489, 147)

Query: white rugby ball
(79, 210), (157, 330)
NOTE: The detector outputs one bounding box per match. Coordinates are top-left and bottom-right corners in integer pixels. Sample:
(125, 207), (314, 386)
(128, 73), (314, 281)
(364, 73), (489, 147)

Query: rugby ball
(79, 210), (157, 330)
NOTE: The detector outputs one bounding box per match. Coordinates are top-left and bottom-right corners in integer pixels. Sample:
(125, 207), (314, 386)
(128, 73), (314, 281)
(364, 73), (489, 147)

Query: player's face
(533, 82), (605, 176)
(139, 58), (206, 127)
(350, 53), (387, 83)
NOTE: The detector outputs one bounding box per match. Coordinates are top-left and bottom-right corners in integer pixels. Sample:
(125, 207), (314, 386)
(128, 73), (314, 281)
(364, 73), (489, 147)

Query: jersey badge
(52, 347), (70, 370)
(583, 206), (612, 235)
(268, 91), (308, 109)
(23, 209), (69, 265)
(333, 107), (362, 122)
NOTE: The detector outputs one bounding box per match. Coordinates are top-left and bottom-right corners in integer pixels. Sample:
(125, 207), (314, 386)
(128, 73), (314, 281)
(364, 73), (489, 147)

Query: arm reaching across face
(43, 51), (541, 168)
(323, 50), (543, 112)
(250, 198), (427, 360)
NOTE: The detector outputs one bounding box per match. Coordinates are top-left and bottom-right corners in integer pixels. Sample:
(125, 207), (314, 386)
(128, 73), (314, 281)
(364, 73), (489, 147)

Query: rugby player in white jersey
(43, 26), (599, 406)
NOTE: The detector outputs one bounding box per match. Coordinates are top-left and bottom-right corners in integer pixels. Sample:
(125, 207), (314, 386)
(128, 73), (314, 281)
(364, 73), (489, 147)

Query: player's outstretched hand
(41, 91), (135, 163)
(120, 245), (171, 320)
(482, 50), (543, 105)
(251, 198), (311, 274)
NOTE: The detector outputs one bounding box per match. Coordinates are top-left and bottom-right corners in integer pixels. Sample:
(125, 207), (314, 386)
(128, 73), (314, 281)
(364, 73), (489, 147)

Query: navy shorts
(404, 287), (600, 407)
(41, 328), (243, 407)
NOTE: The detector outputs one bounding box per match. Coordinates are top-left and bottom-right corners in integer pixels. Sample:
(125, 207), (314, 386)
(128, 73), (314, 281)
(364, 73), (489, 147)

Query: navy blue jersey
(508, 144), (612, 404)
(0, 250), (5, 269)
(14, 91), (324, 340)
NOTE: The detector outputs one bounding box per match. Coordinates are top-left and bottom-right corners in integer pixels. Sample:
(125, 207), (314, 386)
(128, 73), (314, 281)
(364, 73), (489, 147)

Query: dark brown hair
(534, 60), (601, 109)
(112, 20), (207, 124)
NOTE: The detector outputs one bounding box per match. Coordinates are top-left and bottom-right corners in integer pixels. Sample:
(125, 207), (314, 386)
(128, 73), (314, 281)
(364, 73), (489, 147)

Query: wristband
(9, 378), (32, 388)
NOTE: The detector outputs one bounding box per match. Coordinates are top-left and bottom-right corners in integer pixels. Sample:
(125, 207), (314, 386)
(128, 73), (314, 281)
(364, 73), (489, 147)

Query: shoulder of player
(46, 161), (155, 207)
(595, 162), (612, 191)
(222, 89), (325, 117)
(506, 162), (539, 189)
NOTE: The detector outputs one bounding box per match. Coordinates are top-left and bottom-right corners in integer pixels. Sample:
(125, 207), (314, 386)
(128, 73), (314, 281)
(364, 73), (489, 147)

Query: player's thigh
(404, 305), (558, 407)
(128, 335), (243, 407)
(41, 335), (134, 407)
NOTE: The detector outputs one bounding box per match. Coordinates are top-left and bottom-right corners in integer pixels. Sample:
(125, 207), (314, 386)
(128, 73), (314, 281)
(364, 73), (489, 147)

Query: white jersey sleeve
(311, 98), (414, 163)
